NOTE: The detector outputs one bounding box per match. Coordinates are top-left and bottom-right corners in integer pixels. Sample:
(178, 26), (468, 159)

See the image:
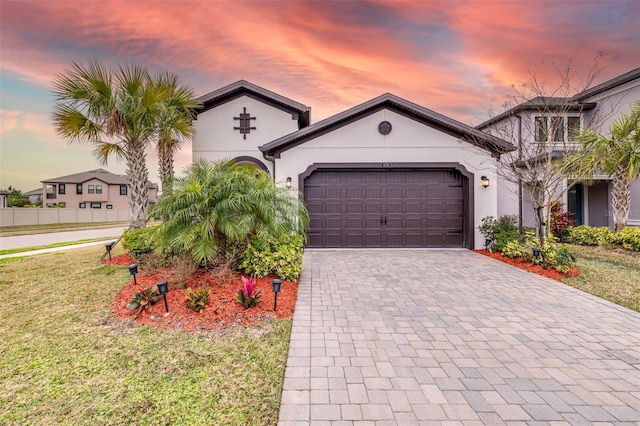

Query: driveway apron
(278, 249), (640, 425)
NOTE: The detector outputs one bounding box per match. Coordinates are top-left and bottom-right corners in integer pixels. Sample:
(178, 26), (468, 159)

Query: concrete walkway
(278, 249), (640, 425)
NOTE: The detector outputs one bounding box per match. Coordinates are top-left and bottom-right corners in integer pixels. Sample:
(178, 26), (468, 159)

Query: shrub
(185, 287), (210, 313)
(567, 225), (612, 246)
(552, 245), (574, 273)
(502, 240), (528, 259)
(608, 227), (640, 251)
(239, 234), (304, 281)
(479, 215), (521, 252)
(235, 276), (262, 309)
(127, 286), (162, 314)
(122, 226), (159, 258)
(550, 205), (576, 242)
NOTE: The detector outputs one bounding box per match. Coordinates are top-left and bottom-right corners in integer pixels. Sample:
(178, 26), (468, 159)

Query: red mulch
(474, 249), (580, 280)
(104, 254), (298, 332)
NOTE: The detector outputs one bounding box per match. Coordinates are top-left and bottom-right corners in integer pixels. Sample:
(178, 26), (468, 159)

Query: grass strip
(0, 238), (112, 255)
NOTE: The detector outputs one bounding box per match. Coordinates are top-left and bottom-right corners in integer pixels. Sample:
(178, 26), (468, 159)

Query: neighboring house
(193, 80), (514, 249)
(39, 169), (158, 209)
(477, 68), (640, 228)
(23, 188), (43, 205)
(0, 190), (9, 208)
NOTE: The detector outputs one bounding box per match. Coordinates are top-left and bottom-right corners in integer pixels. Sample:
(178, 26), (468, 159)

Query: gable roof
(24, 188), (44, 196)
(260, 93), (514, 158)
(195, 80), (311, 128)
(42, 169), (129, 185)
(571, 68), (640, 101)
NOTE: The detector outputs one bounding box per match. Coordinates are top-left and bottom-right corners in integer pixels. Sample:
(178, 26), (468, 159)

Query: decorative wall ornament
(378, 121), (392, 135)
(233, 107), (256, 139)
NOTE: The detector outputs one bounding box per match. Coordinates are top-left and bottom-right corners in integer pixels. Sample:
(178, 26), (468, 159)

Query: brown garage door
(304, 168), (466, 248)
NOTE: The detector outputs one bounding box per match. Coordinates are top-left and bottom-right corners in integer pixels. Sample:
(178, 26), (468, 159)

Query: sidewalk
(0, 227), (126, 259)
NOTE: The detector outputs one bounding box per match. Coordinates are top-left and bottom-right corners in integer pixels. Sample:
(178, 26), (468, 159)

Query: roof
(195, 80), (311, 128)
(477, 97), (597, 130)
(41, 169), (157, 189)
(571, 68), (640, 101)
(512, 150), (568, 168)
(260, 93), (515, 158)
(42, 169), (130, 185)
(24, 188), (43, 196)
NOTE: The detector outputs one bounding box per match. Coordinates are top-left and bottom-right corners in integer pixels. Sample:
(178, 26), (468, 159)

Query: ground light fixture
(484, 238), (492, 251)
(105, 241), (115, 260)
(272, 279), (282, 311)
(157, 280), (170, 313)
(128, 264), (138, 285)
(533, 247), (541, 258)
(481, 176), (490, 188)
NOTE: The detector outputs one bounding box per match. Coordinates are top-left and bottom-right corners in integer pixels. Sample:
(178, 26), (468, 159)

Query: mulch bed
(474, 249), (580, 280)
(104, 254), (298, 332)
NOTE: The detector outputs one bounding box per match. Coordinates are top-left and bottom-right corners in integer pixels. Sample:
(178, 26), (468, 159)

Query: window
(90, 202), (101, 209)
(106, 204), (113, 209)
(535, 116), (581, 143)
(76, 184), (83, 194)
(96, 185), (102, 194)
(535, 116), (547, 142)
(120, 185), (128, 196)
(88, 185), (95, 194)
(58, 184), (65, 195)
(79, 202), (86, 208)
(568, 116), (581, 140)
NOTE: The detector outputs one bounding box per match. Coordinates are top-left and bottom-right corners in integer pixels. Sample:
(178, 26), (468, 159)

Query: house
(477, 68), (640, 228)
(193, 80), (514, 249)
(39, 169), (158, 209)
(0, 190), (9, 208)
(23, 188), (43, 205)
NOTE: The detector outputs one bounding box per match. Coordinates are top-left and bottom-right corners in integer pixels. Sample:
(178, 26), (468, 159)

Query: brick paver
(278, 250), (640, 425)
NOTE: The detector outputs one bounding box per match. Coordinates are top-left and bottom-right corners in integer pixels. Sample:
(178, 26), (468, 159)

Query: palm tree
(155, 72), (201, 196)
(151, 159), (309, 266)
(568, 100), (640, 231)
(51, 59), (199, 228)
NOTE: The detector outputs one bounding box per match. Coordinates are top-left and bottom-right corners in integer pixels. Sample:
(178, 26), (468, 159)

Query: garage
(303, 167), (468, 248)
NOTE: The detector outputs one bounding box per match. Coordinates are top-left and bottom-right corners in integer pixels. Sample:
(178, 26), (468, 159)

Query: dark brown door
(304, 169), (465, 248)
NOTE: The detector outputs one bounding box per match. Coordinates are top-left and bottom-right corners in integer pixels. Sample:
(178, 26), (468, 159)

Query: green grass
(0, 246), (291, 425)
(563, 244), (640, 312)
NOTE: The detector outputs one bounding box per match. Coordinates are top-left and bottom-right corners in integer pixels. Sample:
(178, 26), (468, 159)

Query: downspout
(517, 114), (523, 228)
(262, 151), (276, 182)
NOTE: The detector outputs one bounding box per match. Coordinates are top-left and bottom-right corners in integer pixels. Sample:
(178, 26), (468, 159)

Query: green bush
(567, 225), (612, 246)
(127, 286), (162, 314)
(502, 240), (528, 259)
(239, 234), (304, 281)
(185, 287), (210, 313)
(608, 227), (640, 251)
(479, 215), (521, 252)
(122, 226), (159, 257)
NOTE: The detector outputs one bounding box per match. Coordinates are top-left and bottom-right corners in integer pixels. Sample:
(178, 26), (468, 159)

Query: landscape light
(272, 279), (282, 311)
(156, 280), (170, 313)
(128, 264), (138, 285)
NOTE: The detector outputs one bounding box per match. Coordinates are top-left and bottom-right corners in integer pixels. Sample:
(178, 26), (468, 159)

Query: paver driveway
(278, 249), (640, 425)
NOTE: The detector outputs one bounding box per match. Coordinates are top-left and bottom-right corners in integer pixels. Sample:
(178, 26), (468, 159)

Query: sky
(1, 0), (639, 193)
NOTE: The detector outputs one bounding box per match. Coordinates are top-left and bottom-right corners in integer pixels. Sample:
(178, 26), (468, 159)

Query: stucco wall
(273, 109), (500, 249)
(0, 208), (131, 227)
(193, 96), (301, 172)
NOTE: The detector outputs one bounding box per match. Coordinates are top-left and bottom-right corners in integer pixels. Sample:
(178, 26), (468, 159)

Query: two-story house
(40, 169), (158, 209)
(477, 68), (640, 229)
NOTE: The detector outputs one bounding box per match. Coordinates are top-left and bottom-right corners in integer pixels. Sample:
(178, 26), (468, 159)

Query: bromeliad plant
(128, 285), (162, 314)
(185, 287), (210, 313)
(235, 276), (262, 309)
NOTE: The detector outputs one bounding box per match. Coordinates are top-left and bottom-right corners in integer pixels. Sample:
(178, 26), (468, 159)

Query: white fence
(0, 208), (132, 227)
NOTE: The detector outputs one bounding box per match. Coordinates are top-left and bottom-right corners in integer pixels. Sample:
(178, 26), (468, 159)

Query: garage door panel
(304, 168), (467, 248)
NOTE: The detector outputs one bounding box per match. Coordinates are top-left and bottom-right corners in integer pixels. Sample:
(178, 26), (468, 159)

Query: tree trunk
(127, 139), (150, 229)
(610, 164), (631, 232)
(159, 142), (174, 196)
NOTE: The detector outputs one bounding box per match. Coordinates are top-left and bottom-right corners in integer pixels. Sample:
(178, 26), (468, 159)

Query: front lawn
(0, 246), (290, 425)
(563, 244), (640, 312)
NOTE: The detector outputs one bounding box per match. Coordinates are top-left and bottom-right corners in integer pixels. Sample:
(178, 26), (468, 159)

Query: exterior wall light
(128, 263), (139, 285)
(480, 176), (490, 188)
(272, 279), (282, 311)
(286, 177), (292, 188)
(157, 280), (170, 312)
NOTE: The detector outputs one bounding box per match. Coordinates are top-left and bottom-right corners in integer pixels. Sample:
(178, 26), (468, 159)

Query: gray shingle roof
(571, 68), (640, 101)
(42, 169), (130, 185)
